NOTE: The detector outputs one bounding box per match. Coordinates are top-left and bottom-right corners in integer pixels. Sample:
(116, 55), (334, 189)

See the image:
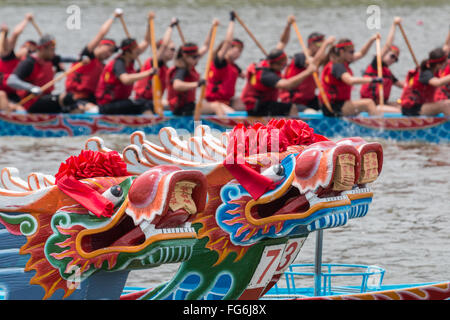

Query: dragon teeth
(138, 221), (194, 238)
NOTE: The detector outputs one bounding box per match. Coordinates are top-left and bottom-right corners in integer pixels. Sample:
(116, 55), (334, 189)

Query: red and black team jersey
(13, 54), (55, 109)
(320, 61), (353, 104)
(240, 60), (281, 111)
(0, 51), (20, 96)
(134, 57), (169, 100)
(360, 56), (398, 103)
(205, 56), (241, 104)
(434, 60), (450, 101)
(166, 66), (199, 111)
(279, 52), (316, 105)
(65, 46), (104, 99)
(400, 68), (436, 109)
(95, 57), (135, 105)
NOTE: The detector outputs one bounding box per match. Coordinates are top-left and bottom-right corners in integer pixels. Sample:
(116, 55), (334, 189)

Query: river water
(0, 0), (449, 293)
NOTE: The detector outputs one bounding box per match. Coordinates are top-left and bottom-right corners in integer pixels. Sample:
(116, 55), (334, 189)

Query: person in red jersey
(205, 11), (245, 110)
(434, 28), (450, 102)
(167, 40), (234, 116)
(360, 17), (404, 105)
(320, 36), (400, 116)
(166, 18), (234, 116)
(279, 32), (335, 112)
(65, 10), (122, 109)
(7, 34), (82, 113)
(134, 17), (179, 112)
(0, 13), (36, 109)
(95, 38), (157, 115)
(241, 15), (318, 116)
(400, 47), (450, 116)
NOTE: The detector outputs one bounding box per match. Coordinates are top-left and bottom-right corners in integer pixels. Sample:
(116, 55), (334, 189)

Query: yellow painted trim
(243, 169), (352, 226)
(76, 197), (196, 259)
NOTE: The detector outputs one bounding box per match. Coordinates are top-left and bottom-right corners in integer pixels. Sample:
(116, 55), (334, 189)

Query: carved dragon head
(0, 152), (207, 299)
(0, 119), (383, 300)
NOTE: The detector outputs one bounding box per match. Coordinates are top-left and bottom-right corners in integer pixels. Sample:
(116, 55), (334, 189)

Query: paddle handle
(397, 22), (419, 68)
(0, 30), (6, 53)
(118, 14), (142, 68)
(30, 18), (43, 37)
(291, 21), (333, 114)
(149, 16), (164, 117)
(234, 12), (267, 56)
(194, 22), (218, 121)
(176, 24), (186, 45)
(19, 62), (83, 106)
(375, 36), (385, 105)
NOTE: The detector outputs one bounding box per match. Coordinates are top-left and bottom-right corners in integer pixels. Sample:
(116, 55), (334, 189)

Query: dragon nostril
(128, 170), (162, 208)
(295, 149), (320, 179)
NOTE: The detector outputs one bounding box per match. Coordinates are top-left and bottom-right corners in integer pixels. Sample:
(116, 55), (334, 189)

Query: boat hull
(0, 112), (448, 143)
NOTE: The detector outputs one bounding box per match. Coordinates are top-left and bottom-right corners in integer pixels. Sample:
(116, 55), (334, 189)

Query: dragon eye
(110, 185), (123, 197)
(261, 164), (285, 182)
(102, 185), (124, 206)
(273, 164), (285, 176)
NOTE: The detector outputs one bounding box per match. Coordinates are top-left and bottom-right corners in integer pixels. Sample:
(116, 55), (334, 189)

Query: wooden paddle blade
(194, 22), (218, 121)
(375, 36), (385, 105)
(152, 74), (163, 116)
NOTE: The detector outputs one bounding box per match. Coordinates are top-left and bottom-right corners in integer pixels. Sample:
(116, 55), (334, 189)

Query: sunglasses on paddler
(390, 53), (399, 62)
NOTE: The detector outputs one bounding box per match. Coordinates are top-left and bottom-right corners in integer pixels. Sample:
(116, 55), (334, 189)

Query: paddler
(65, 10), (122, 110)
(7, 34), (82, 113)
(320, 35), (400, 116)
(166, 19), (234, 116)
(94, 38), (157, 115)
(205, 11), (245, 111)
(0, 13), (36, 109)
(240, 15), (318, 116)
(360, 17), (405, 106)
(133, 17), (178, 112)
(279, 32), (335, 112)
(400, 47), (450, 116)
(433, 28), (450, 102)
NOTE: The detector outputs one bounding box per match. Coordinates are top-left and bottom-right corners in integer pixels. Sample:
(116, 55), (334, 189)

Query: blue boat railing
(266, 263), (385, 298)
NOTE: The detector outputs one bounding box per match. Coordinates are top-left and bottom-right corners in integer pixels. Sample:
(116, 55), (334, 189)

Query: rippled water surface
(0, 0), (449, 292)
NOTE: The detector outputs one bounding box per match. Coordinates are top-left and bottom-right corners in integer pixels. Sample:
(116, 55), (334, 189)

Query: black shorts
(321, 100), (346, 117)
(248, 100), (292, 116)
(27, 94), (77, 114)
(401, 104), (421, 116)
(7, 92), (20, 103)
(99, 99), (147, 115)
(296, 96), (320, 112)
(172, 102), (195, 116)
(66, 92), (97, 105)
(135, 99), (155, 113)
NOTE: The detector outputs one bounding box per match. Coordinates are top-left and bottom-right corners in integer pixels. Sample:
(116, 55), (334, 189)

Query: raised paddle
(30, 17), (43, 37)
(194, 20), (219, 121)
(175, 22), (186, 45)
(397, 22), (419, 68)
(291, 20), (334, 114)
(0, 30), (6, 53)
(375, 34), (385, 105)
(116, 8), (143, 68)
(233, 11), (268, 56)
(19, 62), (84, 106)
(148, 13), (163, 117)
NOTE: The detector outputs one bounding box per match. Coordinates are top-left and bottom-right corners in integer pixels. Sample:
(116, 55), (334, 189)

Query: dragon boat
(0, 110), (448, 143)
(0, 119), (448, 300)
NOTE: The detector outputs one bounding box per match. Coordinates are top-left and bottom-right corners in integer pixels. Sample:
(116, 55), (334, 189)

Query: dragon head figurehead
(193, 120), (382, 264)
(111, 119), (383, 300)
(0, 150), (207, 299)
(0, 119), (383, 300)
